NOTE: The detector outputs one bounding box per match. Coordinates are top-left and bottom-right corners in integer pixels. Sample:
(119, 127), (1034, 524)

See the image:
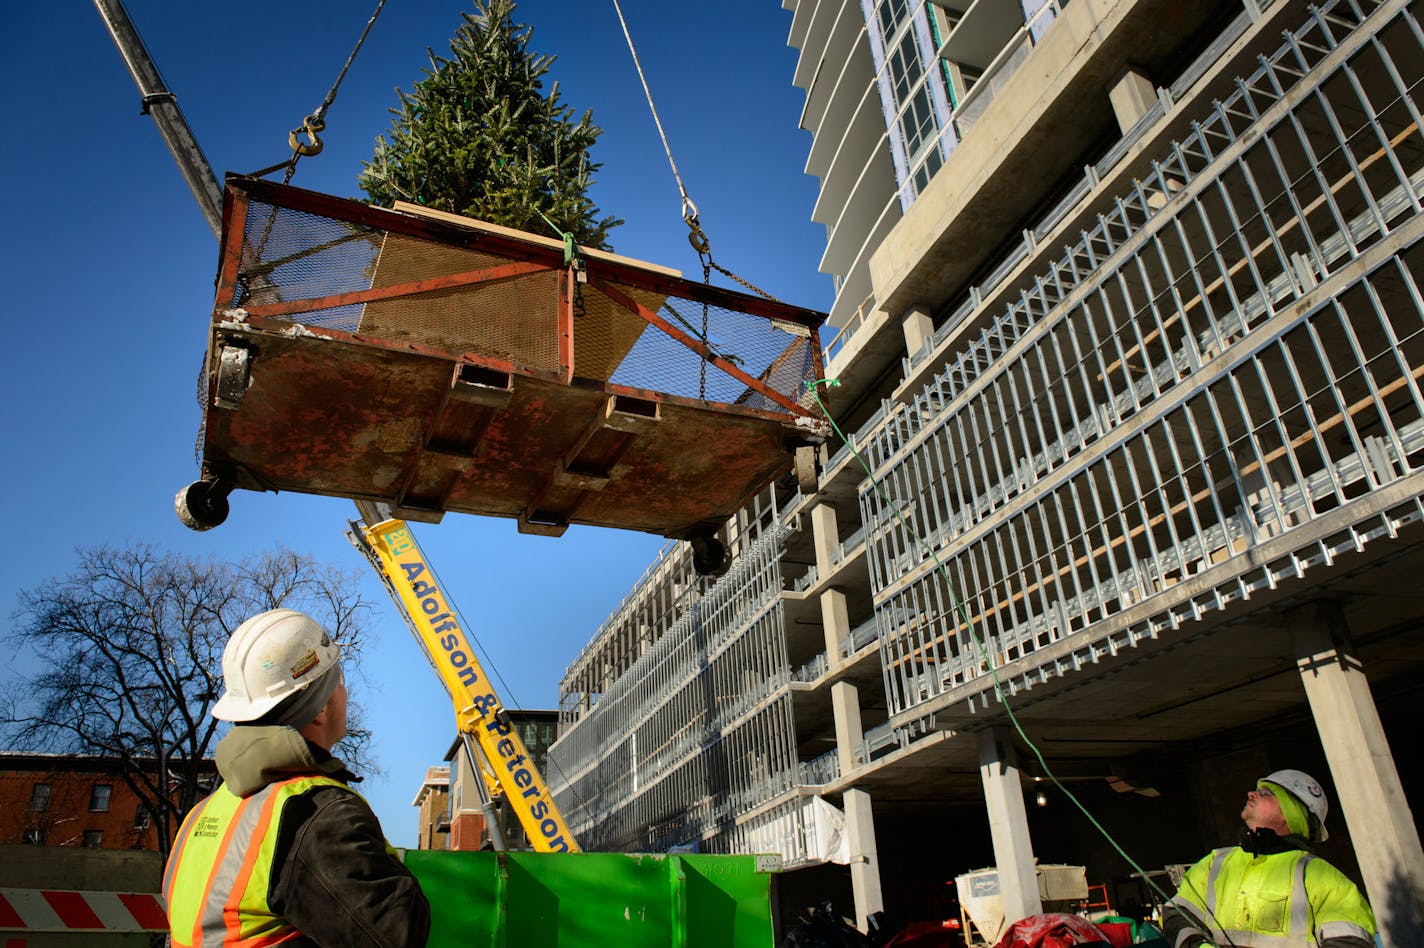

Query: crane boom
(349, 518), (580, 853)
(92, 0), (223, 238)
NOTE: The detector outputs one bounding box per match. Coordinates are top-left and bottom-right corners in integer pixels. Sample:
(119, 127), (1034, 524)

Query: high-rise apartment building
(550, 0), (1424, 938)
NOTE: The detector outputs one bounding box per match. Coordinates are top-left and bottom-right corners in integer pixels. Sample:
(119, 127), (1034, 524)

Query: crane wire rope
(611, 0), (785, 398)
(609, 0), (698, 229)
(810, 378), (1229, 943)
(249, 0), (389, 183)
(242, 0), (389, 330)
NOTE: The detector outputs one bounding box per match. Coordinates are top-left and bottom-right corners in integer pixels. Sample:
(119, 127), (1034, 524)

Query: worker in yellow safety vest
(163, 609), (430, 947)
(1161, 769), (1375, 948)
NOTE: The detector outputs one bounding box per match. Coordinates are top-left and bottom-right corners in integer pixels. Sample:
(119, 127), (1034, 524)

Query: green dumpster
(405, 850), (779, 947)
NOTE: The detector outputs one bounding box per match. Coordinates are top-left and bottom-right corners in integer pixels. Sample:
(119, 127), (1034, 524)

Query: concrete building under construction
(548, 0), (1424, 940)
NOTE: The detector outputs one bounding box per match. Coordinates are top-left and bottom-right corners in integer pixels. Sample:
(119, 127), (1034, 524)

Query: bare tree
(2, 544), (375, 858)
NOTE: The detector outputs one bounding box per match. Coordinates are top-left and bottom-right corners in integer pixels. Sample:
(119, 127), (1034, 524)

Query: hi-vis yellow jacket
(1168, 846), (1376, 947)
(163, 775), (349, 947)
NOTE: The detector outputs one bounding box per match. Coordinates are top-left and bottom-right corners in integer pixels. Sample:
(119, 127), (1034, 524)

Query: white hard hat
(212, 609), (341, 722)
(1262, 769), (1329, 842)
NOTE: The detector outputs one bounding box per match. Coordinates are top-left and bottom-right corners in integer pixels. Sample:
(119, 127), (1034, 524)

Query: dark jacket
(213, 725), (431, 947)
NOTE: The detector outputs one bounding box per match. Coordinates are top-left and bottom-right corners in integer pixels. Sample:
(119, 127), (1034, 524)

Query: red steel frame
(215, 178), (826, 417)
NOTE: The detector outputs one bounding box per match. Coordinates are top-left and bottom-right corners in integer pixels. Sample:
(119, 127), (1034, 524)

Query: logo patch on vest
(192, 815), (222, 839)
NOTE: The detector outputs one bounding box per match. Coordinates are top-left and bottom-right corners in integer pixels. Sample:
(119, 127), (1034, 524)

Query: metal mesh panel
(584, 283), (818, 411)
(358, 233), (560, 371)
(229, 199), (563, 373)
(233, 201), (383, 327)
(221, 194), (819, 408)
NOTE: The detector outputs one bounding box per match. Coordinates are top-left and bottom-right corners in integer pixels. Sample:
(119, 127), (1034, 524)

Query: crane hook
(687, 223), (711, 256)
(288, 114), (326, 157)
(682, 197), (710, 255)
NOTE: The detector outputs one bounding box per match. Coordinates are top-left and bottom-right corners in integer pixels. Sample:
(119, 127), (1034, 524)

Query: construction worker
(1161, 769), (1375, 947)
(163, 609), (430, 947)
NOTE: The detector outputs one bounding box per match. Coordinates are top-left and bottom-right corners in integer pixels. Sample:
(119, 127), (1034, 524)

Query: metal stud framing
(863, 0), (1424, 717)
(550, 494), (813, 856)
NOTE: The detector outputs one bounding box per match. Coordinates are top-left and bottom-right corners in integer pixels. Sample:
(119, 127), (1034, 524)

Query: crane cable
(245, 0), (388, 284)
(611, 0), (783, 401)
(249, 0), (389, 183)
(608, 0), (776, 300)
(609, 0), (699, 234)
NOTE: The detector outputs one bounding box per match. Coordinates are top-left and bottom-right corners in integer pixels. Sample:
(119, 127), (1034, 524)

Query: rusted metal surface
(196, 179), (829, 539)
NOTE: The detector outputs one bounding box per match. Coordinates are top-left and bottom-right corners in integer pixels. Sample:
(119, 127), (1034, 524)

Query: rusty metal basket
(188, 177), (828, 541)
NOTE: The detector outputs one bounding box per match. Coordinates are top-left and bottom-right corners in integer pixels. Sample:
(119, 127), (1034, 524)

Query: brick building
(0, 752), (216, 852)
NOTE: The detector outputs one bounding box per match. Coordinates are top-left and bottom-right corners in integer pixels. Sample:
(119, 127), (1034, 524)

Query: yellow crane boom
(349, 516), (579, 853)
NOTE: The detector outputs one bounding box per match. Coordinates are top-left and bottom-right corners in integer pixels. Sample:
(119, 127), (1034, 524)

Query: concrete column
(978, 727), (1042, 928)
(831, 680), (864, 778)
(843, 788), (885, 932)
(901, 305), (934, 360)
(1290, 601), (1424, 946)
(821, 588), (852, 669)
(811, 502), (840, 579)
(1108, 68), (1156, 133)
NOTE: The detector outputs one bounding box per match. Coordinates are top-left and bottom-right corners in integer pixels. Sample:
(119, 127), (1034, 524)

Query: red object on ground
(1092, 921), (1134, 947)
(885, 919), (964, 947)
(993, 913), (1113, 948)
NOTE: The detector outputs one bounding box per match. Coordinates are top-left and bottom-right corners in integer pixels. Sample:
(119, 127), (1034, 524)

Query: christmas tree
(359, 0), (621, 249)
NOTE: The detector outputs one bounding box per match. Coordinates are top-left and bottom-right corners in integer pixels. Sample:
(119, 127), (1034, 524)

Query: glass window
(901, 84), (937, 159)
(22, 827), (45, 845)
(83, 830), (104, 849)
(133, 804), (151, 829)
(28, 783), (51, 811)
(875, 0), (911, 38)
(912, 145), (946, 196)
(866, 0), (955, 208)
(888, 31), (921, 107)
(89, 784), (112, 812)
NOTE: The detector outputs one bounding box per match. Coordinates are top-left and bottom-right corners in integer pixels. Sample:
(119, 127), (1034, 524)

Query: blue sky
(0, 1), (831, 846)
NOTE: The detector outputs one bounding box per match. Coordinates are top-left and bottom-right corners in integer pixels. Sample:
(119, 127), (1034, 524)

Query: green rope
(535, 209), (576, 266)
(809, 378), (1177, 909)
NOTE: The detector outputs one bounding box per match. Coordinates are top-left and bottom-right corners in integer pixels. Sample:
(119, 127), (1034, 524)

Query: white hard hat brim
(212, 687), (289, 723)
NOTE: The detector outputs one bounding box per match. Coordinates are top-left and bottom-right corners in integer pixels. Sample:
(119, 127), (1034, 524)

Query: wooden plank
(392, 201), (683, 279)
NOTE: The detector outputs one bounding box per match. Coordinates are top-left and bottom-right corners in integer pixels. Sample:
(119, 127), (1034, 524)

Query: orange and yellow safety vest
(162, 775), (352, 948)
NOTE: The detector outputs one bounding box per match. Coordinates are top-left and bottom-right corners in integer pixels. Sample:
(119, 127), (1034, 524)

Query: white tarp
(808, 795), (850, 865)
